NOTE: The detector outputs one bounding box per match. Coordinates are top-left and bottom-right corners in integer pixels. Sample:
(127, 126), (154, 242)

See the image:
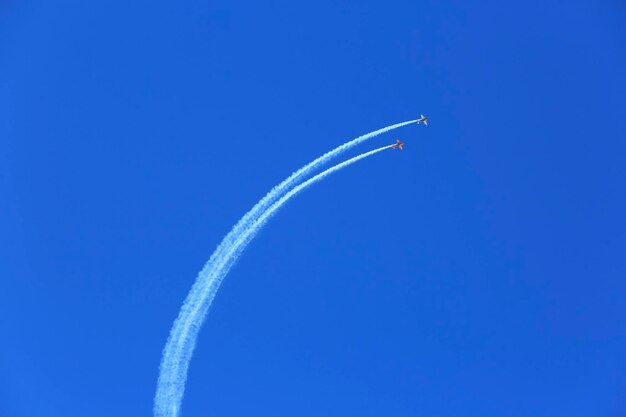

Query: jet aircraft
(392, 139), (404, 150)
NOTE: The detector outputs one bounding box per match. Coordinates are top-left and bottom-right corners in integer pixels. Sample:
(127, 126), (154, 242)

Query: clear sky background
(2, 1), (625, 416)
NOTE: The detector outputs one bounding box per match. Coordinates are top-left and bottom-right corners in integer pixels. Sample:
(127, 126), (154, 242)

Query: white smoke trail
(154, 145), (395, 416)
(156, 121), (414, 389)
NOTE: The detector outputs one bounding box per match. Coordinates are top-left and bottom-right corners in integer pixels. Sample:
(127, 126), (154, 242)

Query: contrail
(154, 144), (396, 417)
(155, 120), (414, 378)
(154, 120), (414, 416)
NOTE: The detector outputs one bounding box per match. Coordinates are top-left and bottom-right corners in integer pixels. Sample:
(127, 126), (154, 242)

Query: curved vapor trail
(155, 120), (414, 415)
(156, 120), (414, 384)
(154, 144), (395, 417)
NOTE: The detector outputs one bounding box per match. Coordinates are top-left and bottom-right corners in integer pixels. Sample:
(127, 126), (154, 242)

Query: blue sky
(1, 0), (625, 416)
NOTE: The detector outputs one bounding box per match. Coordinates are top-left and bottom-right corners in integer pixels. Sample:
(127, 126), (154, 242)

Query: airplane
(392, 139), (404, 150)
(416, 114), (429, 125)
